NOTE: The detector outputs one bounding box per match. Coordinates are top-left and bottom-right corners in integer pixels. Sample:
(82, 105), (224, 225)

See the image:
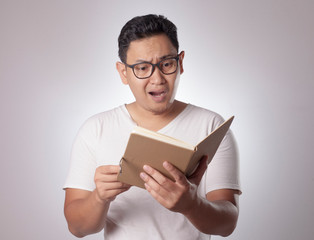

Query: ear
(116, 62), (129, 85)
(178, 51), (185, 74)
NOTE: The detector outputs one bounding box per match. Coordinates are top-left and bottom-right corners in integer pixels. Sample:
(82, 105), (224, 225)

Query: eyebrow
(134, 54), (177, 63)
(160, 54), (176, 59)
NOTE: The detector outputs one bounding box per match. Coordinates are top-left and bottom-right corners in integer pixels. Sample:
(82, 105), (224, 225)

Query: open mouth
(149, 91), (166, 96)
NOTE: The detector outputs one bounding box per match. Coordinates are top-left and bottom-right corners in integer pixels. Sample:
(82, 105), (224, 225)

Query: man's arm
(184, 189), (239, 236)
(140, 157), (240, 237)
(64, 188), (109, 237)
(64, 165), (130, 238)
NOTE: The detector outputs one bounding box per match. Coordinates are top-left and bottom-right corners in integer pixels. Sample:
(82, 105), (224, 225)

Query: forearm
(64, 190), (110, 238)
(183, 197), (239, 236)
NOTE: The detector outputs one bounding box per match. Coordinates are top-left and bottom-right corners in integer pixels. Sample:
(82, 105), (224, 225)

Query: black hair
(118, 14), (179, 63)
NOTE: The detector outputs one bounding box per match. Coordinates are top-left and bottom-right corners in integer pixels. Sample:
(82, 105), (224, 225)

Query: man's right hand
(64, 165), (131, 237)
(94, 165), (131, 203)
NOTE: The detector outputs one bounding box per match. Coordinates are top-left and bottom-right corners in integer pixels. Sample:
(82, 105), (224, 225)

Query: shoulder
(184, 104), (225, 130)
(83, 105), (128, 127)
(77, 105), (129, 139)
(86, 105), (127, 124)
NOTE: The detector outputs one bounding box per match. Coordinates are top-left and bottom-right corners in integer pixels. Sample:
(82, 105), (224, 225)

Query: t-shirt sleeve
(202, 117), (241, 194)
(63, 119), (98, 191)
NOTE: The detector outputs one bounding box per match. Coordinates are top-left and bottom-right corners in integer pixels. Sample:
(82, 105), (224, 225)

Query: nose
(149, 65), (165, 85)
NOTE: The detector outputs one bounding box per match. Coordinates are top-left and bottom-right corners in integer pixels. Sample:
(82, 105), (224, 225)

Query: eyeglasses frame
(123, 54), (180, 79)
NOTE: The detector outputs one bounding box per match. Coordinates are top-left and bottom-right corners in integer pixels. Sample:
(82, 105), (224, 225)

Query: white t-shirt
(64, 104), (241, 240)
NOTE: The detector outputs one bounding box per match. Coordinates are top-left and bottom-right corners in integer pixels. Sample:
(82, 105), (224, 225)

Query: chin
(149, 102), (174, 114)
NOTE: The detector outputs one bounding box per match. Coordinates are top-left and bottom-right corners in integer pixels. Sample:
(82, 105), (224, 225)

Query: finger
(95, 165), (121, 183)
(140, 165), (176, 198)
(141, 165), (170, 188)
(97, 181), (130, 190)
(97, 186), (131, 202)
(141, 169), (187, 211)
(95, 172), (120, 184)
(140, 174), (170, 207)
(162, 161), (188, 186)
(143, 182), (168, 206)
(96, 181), (131, 194)
(97, 165), (120, 174)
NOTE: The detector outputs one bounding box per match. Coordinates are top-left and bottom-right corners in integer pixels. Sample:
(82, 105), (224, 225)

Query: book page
(133, 126), (195, 150)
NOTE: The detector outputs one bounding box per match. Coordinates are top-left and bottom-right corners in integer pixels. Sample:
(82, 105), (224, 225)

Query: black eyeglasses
(124, 55), (179, 79)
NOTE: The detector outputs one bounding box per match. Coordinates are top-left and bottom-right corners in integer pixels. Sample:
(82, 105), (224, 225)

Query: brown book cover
(117, 116), (234, 188)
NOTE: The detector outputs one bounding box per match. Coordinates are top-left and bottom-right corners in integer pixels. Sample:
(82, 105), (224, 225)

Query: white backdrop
(1, 0), (313, 239)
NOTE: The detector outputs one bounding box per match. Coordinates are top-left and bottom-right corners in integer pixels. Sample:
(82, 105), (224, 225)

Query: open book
(117, 116), (234, 188)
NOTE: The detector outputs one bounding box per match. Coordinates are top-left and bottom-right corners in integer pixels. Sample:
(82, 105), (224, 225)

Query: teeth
(150, 91), (164, 96)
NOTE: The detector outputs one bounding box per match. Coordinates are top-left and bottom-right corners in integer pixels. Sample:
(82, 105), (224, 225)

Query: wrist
(93, 190), (111, 206)
(183, 195), (201, 217)
(181, 185), (201, 216)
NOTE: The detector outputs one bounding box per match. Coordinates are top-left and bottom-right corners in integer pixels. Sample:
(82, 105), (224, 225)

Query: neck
(126, 100), (187, 131)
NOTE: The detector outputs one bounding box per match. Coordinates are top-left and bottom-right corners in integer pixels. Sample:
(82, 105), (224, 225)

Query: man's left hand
(139, 156), (208, 213)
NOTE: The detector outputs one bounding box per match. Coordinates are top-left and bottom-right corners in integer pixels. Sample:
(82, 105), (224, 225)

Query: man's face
(117, 34), (184, 115)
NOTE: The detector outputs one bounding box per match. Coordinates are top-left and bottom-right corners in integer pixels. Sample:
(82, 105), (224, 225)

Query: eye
(134, 63), (150, 72)
(164, 59), (176, 67)
(161, 59), (177, 71)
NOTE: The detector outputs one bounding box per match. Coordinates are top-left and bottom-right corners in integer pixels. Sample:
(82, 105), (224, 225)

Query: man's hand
(64, 165), (130, 237)
(94, 165), (131, 203)
(139, 156), (208, 213)
(139, 157), (239, 236)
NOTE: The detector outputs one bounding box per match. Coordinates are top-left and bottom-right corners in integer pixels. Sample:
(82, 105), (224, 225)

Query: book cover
(117, 116), (234, 188)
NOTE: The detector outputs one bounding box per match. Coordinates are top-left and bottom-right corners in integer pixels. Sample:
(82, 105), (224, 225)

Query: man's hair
(118, 14), (179, 63)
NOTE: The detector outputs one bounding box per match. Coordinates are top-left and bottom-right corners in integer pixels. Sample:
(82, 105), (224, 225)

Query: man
(64, 14), (241, 239)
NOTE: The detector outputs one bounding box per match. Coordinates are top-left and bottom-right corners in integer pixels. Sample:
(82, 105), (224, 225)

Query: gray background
(1, 0), (313, 239)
